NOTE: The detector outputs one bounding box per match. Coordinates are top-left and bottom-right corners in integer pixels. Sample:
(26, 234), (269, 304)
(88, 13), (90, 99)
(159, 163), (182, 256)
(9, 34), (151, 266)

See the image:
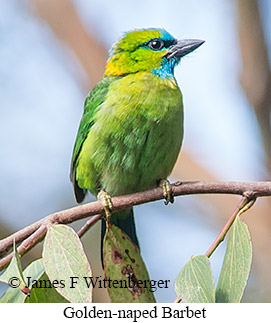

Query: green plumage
(70, 28), (203, 251)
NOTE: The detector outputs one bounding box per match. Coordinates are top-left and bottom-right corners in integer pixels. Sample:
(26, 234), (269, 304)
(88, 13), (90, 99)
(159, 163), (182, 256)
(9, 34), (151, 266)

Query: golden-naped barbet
(70, 28), (204, 253)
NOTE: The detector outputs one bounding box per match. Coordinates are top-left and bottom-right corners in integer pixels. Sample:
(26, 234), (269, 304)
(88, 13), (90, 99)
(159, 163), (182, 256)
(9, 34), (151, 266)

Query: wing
(70, 77), (112, 203)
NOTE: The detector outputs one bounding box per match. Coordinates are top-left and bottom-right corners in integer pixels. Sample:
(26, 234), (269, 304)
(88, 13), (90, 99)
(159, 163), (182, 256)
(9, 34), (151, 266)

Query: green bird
(70, 28), (204, 253)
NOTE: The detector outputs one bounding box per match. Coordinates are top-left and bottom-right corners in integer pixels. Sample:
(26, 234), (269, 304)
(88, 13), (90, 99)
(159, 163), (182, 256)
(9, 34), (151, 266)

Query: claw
(97, 190), (113, 217)
(159, 179), (174, 205)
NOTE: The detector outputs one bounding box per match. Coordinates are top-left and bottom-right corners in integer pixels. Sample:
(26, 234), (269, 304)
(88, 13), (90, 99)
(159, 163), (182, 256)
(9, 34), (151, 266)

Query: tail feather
(101, 208), (139, 261)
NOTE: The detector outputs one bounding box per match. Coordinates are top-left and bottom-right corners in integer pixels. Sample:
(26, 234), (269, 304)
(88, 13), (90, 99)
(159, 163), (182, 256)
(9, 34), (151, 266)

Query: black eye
(148, 39), (164, 51)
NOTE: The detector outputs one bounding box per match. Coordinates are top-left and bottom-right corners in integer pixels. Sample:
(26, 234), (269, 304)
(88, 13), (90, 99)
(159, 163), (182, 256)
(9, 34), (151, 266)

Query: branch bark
(1, 180), (271, 270)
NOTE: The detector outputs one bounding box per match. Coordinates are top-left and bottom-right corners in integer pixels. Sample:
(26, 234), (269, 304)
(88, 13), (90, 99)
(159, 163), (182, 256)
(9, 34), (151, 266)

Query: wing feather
(70, 77), (113, 202)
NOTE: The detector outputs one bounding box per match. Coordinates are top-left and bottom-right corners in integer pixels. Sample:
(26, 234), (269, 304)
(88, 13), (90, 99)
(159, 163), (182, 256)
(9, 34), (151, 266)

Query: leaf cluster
(0, 213), (252, 303)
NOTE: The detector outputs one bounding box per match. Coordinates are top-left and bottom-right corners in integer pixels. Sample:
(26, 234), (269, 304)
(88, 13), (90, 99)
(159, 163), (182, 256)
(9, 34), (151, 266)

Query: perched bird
(70, 28), (204, 254)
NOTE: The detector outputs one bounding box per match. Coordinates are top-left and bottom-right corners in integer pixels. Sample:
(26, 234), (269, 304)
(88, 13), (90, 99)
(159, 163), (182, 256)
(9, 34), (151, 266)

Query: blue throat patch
(151, 57), (180, 79)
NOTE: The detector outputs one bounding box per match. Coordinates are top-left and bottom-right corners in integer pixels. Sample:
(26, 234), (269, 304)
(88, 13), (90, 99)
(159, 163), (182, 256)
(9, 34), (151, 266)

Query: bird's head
(104, 28), (204, 78)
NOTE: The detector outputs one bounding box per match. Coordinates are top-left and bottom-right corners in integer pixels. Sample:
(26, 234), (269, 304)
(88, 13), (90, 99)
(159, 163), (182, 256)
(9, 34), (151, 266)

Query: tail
(101, 208), (139, 261)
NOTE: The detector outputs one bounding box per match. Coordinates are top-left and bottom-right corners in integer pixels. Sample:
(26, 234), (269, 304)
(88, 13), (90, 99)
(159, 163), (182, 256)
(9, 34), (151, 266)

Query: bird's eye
(148, 39), (164, 51)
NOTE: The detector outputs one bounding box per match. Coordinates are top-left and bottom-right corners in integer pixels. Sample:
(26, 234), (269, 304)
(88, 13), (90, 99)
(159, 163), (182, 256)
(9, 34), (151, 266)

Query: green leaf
(25, 272), (68, 303)
(103, 223), (156, 303)
(0, 241), (27, 292)
(175, 255), (215, 303)
(0, 259), (44, 303)
(42, 224), (92, 303)
(215, 217), (252, 303)
(24, 258), (45, 285)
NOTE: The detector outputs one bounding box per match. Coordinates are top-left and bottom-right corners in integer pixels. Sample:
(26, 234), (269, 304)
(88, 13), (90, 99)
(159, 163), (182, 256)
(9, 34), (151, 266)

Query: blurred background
(0, 0), (270, 302)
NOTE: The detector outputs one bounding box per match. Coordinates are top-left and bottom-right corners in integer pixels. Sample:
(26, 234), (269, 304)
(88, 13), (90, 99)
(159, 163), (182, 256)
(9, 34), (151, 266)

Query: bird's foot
(97, 190), (113, 217)
(159, 179), (174, 205)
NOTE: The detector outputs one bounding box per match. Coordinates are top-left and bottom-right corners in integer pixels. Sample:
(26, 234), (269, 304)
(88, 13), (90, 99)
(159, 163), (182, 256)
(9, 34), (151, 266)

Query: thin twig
(0, 224), (48, 270)
(205, 193), (256, 258)
(77, 214), (103, 238)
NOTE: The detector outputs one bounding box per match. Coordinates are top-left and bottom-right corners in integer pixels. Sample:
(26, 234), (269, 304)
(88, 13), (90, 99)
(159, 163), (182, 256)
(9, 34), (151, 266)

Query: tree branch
(1, 180), (271, 270)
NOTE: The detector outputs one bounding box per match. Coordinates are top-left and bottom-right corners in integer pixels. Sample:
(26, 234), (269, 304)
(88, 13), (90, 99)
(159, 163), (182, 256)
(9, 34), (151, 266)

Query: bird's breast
(93, 72), (184, 195)
(104, 72), (182, 120)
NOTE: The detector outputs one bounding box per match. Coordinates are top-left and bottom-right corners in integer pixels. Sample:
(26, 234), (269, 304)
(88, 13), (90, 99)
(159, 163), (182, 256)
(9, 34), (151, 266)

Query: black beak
(167, 39), (205, 59)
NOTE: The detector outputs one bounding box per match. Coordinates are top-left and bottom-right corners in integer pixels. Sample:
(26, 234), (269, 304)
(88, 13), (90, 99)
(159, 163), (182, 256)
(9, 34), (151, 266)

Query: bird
(70, 28), (204, 257)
